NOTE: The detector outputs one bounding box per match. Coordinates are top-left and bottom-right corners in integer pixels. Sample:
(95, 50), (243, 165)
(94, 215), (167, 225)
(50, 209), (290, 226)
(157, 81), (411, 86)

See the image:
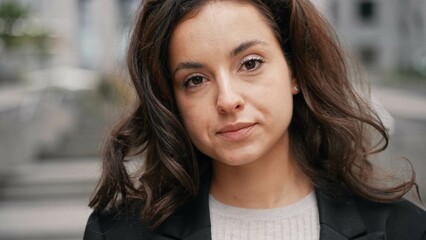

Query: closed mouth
(216, 122), (256, 141)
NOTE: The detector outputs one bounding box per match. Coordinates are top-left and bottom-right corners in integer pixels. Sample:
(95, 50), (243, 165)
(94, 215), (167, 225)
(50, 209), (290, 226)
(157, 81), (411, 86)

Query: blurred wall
(0, 0), (138, 74)
(314, 0), (426, 74)
(0, 0), (138, 173)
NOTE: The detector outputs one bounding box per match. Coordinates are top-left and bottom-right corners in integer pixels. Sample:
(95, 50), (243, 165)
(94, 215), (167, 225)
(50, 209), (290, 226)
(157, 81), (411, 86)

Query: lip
(216, 122), (256, 141)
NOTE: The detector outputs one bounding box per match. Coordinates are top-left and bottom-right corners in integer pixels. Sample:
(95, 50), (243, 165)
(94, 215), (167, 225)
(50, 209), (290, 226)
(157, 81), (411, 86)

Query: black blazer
(84, 177), (426, 240)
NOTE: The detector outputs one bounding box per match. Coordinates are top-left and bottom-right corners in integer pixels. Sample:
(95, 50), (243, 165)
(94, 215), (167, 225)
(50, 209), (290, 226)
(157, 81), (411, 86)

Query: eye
(183, 75), (206, 88)
(240, 56), (264, 72)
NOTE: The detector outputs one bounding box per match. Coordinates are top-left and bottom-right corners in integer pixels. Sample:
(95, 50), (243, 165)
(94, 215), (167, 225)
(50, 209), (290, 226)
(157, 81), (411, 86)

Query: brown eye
(240, 57), (264, 72)
(244, 60), (257, 70)
(184, 75), (205, 88)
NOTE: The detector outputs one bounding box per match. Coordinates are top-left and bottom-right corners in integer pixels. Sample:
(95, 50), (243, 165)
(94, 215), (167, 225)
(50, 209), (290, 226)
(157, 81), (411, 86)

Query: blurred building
(0, 0), (138, 75)
(0, 0), (140, 174)
(315, 0), (426, 74)
(2, 0), (425, 75)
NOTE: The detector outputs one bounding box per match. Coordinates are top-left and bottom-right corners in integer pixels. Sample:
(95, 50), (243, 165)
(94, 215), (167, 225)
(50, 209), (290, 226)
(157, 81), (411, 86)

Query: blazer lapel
(316, 189), (385, 240)
(155, 173), (212, 240)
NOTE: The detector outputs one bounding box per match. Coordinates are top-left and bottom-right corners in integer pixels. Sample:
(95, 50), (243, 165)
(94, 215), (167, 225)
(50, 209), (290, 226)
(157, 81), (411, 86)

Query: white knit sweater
(209, 192), (320, 240)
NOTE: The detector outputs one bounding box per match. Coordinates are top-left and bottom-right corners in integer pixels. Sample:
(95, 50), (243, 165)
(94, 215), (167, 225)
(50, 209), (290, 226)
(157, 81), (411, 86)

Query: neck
(210, 153), (312, 209)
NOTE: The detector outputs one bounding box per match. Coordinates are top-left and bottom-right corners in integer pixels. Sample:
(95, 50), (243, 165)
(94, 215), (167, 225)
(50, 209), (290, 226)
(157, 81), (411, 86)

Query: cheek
(255, 76), (293, 107)
(260, 78), (294, 120)
(180, 113), (213, 156)
(176, 96), (210, 142)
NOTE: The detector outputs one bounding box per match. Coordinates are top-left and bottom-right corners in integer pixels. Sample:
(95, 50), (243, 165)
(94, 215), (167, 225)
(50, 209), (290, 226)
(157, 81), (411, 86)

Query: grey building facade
(317, 0), (426, 74)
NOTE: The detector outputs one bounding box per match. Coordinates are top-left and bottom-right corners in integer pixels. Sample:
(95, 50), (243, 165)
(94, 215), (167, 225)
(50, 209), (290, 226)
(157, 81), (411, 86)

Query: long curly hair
(89, 0), (417, 228)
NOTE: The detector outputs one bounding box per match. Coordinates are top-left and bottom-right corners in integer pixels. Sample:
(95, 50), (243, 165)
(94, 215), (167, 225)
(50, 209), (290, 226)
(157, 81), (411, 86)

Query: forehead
(168, 1), (278, 62)
(176, 1), (271, 32)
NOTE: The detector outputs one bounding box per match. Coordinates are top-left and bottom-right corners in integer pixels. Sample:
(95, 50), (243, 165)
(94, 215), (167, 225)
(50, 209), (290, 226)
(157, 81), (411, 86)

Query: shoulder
(83, 208), (152, 240)
(353, 196), (426, 239)
(316, 189), (426, 239)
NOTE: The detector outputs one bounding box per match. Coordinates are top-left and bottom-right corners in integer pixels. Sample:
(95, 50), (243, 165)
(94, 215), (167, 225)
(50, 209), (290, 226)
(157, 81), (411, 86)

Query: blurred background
(0, 0), (425, 239)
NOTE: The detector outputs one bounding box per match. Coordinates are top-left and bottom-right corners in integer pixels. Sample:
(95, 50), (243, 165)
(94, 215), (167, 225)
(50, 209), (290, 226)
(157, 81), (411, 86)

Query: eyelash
(183, 74), (205, 88)
(240, 56), (265, 71)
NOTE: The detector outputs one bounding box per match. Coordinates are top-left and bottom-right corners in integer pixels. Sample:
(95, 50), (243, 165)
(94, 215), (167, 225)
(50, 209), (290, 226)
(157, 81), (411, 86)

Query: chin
(212, 150), (259, 167)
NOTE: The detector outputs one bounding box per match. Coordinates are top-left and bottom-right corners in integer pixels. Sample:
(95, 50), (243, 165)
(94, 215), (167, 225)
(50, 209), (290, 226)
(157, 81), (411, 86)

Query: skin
(169, 1), (312, 208)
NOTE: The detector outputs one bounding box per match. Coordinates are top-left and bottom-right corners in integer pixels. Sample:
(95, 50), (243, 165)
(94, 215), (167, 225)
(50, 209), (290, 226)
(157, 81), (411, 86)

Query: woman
(84, 0), (426, 239)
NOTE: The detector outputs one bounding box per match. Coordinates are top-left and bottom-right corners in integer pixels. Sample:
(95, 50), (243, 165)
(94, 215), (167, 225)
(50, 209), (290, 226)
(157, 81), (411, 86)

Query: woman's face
(169, 1), (298, 167)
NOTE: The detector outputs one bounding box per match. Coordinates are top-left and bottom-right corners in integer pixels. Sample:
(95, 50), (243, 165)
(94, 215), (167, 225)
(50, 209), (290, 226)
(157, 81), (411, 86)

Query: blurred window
(116, 0), (138, 61)
(117, 0), (136, 28)
(78, 0), (98, 69)
(357, 0), (377, 23)
(330, 0), (339, 24)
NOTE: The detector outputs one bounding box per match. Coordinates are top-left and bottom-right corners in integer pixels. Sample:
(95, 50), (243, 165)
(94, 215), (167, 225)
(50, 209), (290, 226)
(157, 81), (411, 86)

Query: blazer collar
(157, 179), (382, 240)
(315, 189), (384, 240)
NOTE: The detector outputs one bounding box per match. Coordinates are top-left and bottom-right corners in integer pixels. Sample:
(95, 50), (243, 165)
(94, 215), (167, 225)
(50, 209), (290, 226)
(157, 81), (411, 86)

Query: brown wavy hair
(89, 0), (417, 228)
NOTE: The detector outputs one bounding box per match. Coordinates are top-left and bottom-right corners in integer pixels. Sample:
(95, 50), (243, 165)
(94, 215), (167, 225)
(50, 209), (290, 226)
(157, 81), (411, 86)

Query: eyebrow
(173, 62), (205, 77)
(230, 40), (266, 58)
(172, 39), (266, 77)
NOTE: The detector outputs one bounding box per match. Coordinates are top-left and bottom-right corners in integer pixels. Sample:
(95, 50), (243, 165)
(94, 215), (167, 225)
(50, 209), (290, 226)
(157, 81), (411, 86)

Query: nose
(216, 75), (244, 114)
